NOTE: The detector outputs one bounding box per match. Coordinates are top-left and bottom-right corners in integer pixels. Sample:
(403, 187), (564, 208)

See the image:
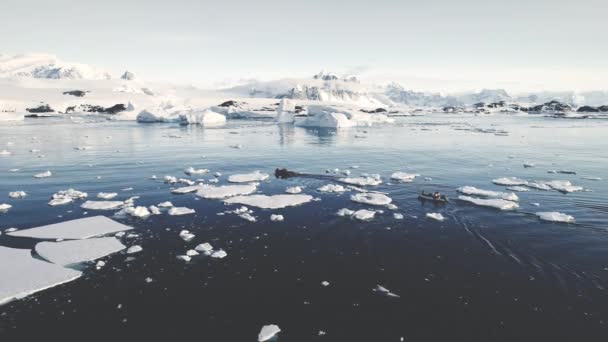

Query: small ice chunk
(526, 182), (552, 191)
(426, 213), (445, 221)
(33, 171), (52, 178)
(157, 201), (173, 208)
(458, 196), (519, 210)
(336, 208), (355, 217)
(350, 193), (392, 206)
(81, 201), (124, 210)
(0, 246), (82, 306)
(582, 176), (602, 181)
(126, 245), (143, 254)
(35, 237), (126, 266)
(352, 209), (376, 221)
(285, 186), (302, 194)
(211, 249), (227, 259)
(507, 186), (529, 192)
(339, 176), (382, 186)
(179, 230), (195, 242)
(7, 216), (133, 239)
(536, 211), (575, 223)
(318, 184), (347, 193)
(123, 206), (151, 218)
(373, 285), (400, 298)
(195, 184), (257, 199)
(321, 281), (330, 286)
(149, 205), (161, 215)
(95, 260), (106, 270)
(186, 249), (199, 257)
(0, 203), (12, 211)
(239, 212), (257, 222)
(184, 167), (209, 176)
(8, 191), (26, 199)
(544, 180), (584, 193)
(195, 243), (213, 253)
(97, 192), (118, 200)
(258, 324), (281, 342)
(176, 255), (191, 262)
(270, 214), (284, 221)
(224, 194), (313, 209)
(171, 184), (204, 194)
(390, 172), (418, 182)
(228, 171), (269, 183)
(168, 207), (195, 216)
(164, 175), (178, 184)
(393, 213), (404, 219)
(457, 186), (519, 201)
(492, 177), (527, 186)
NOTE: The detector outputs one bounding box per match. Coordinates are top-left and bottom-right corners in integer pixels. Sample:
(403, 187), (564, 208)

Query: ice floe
(211, 249), (227, 258)
(8, 191), (27, 199)
(179, 230), (195, 242)
(126, 245), (143, 254)
(195, 243), (213, 253)
(285, 186), (302, 194)
(457, 186), (519, 201)
(35, 237), (126, 266)
(0, 246), (82, 306)
(393, 213), (404, 219)
(506, 186), (529, 192)
(33, 170), (52, 178)
(296, 105), (393, 128)
(0, 203), (12, 211)
(195, 184), (258, 199)
(350, 192), (392, 206)
(157, 201), (173, 208)
(426, 213), (445, 221)
(184, 167), (209, 176)
(176, 255), (191, 262)
(168, 207), (196, 215)
(258, 324), (281, 342)
(390, 172), (418, 182)
(7, 216), (133, 239)
(224, 194), (313, 209)
(227, 171), (269, 183)
(544, 180), (584, 193)
(171, 184), (204, 194)
(270, 214), (284, 221)
(458, 195), (519, 210)
(118, 206), (150, 218)
(179, 108), (226, 126)
(536, 211), (575, 223)
(492, 177), (527, 186)
(339, 176), (382, 186)
(97, 192), (118, 200)
(318, 184), (348, 193)
(373, 285), (400, 298)
(81, 200), (125, 210)
(48, 189), (88, 206)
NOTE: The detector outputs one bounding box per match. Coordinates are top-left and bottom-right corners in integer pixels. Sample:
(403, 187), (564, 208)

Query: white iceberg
(426, 213), (445, 221)
(318, 184), (347, 193)
(458, 195), (519, 210)
(0, 203), (12, 211)
(296, 105), (393, 128)
(457, 186), (519, 201)
(224, 194), (313, 209)
(33, 171), (52, 178)
(211, 249), (227, 259)
(8, 191), (27, 199)
(179, 230), (195, 242)
(136, 109), (179, 123)
(276, 98), (295, 124)
(126, 245), (143, 254)
(536, 211), (575, 223)
(7, 216), (133, 239)
(285, 186), (302, 194)
(339, 176), (382, 186)
(81, 201), (124, 210)
(195, 184), (258, 199)
(492, 177), (528, 186)
(544, 180), (584, 193)
(352, 209), (377, 221)
(97, 192), (118, 200)
(336, 208), (355, 217)
(350, 192), (392, 206)
(0, 246), (82, 306)
(228, 171), (269, 183)
(390, 172), (418, 182)
(258, 324), (281, 342)
(195, 242), (213, 253)
(168, 207), (196, 216)
(35, 237), (126, 266)
(184, 167), (209, 176)
(179, 108), (226, 126)
(270, 214), (284, 221)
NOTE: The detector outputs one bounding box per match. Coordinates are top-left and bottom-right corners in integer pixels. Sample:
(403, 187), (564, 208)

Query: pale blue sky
(1, 0), (607, 91)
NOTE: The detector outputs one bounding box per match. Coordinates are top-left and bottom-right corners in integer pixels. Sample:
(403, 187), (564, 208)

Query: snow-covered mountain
(0, 53), (112, 80)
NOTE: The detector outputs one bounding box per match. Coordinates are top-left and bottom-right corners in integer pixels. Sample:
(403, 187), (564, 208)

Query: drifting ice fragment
(157, 201), (173, 208)
(544, 180), (584, 193)
(81, 201), (124, 210)
(270, 214), (284, 221)
(97, 192), (118, 200)
(168, 207), (195, 216)
(350, 193), (392, 206)
(258, 324), (281, 342)
(492, 177), (527, 186)
(373, 285), (400, 298)
(184, 167), (209, 176)
(179, 230), (196, 242)
(211, 249), (227, 258)
(35, 237), (126, 266)
(390, 172), (418, 182)
(393, 213), (404, 219)
(7, 216), (133, 239)
(228, 171), (269, 183)
(33, 171), (52, 178)
(339, 177), (382, 186)
(126, 245), (143, 254)
(426, 213), (445, 221)
(224, 194), (313, 209)
(171, 184), (204, 194)
(195, 243), (213, 253)
(536, 212), (575, 223)
(176, 255), (191, 262)
(457, 186), (519, 201)
(195, 184), (258, 199)
(352, 209), (376, 221)
(318, 184), (347, 193)
(507, 186), (529, 192)
(285, 186), (302, 194)
(458, 196), (519, 210)
(8, 191), (26, 199)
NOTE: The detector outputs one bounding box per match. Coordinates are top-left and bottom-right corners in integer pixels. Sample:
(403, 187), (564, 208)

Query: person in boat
(433, 192), (441, 200)
(420, 191), (448, 202)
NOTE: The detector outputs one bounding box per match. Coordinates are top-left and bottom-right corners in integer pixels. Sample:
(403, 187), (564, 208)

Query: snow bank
(458, 195), (519, 210)
(35, 237), (126, 266)
(350, 192), (392, 206)
(8, 216), (133, 239)
(0, 246), (82, 306)
(457, 186), (519, 201)
(224, 194), (313, 209)
(536, 211), (575, 223)
(228, 171), (269, 183)
(179, 108), (226, 126)
(195, 184), (258, 199)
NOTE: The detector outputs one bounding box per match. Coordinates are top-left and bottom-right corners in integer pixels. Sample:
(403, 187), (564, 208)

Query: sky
(1, 0), (607, 92)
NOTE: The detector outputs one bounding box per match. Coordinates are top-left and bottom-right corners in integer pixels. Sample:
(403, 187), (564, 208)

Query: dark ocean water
(0, 114), (607, 341)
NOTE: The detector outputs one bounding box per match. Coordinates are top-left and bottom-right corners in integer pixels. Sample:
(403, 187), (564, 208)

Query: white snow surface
(7, 216), (133, 239)
(224, 194), (313, 209)
(35, 237), (126, 266)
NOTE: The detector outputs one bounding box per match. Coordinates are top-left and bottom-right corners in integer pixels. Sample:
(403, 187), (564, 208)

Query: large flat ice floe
(492, 177), (528, 186)
(171, 184), (204, 194)
(295, 105), (394, 128)
(80, 200), (125, 210)
(339, 176), (382, 186)
(544, 180), (584, 193)
(458, 195), (519, 210)
(227, 171), (269, 183)
(7, 216), (133, 239)
(0, 246), (82, 306)
(536, 211), (575, 223)
(224, 194), (313, 209)
(350, 192), (392, 206)
(195, 184), (258, 199)
(179, 108), (226, 126)
(457, 186), (519, 201)
(35, 237), (126, 266)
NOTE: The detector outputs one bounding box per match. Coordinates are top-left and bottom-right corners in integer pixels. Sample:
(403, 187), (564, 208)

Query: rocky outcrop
(26, 104), (54, 113)
(120, 71), (135, 80)
(62, 90), (87, 97)
(529, 101), (572, 113)
(65, 104), (126, 114)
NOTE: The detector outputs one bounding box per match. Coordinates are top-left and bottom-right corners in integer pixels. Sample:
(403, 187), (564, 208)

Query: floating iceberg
(544, 180), (584, 193)
(352, 209), (377, 221)
(457, 186), (519, 201)
(168, 207), (195, 216)
(48, 189), (88, 206)
(318, 184), (347, 193)
(0, 203), (12, 211)
(179, 230), (196, 242)
(195, 184), (258, 199)
(339, 176), (382, 186)
(81, 201), (124, 210)
(0, 246), (82, 306)
(195, 243), (213, 253)
(184, 167), (209, 176)
(34, 170), (52, 178)
(171, 184), (204, 194)
(270, 214), (285, 221)
(390, 172), (418, 182)
(350, 193), (392, 206)
(276, 98), (295, 124)
(296, 105), (393, 128)
(126, 245), (143, 254)
(136, 109), (179, 123)
(426, 213), (445, 221)
(35, 237), (126, 266)
(258, 324), (281, 342)
(8, 191), (27, 199)
(179, 109), (226, 126)
(536, 211), (575, 223)
(7, 216), (133, 239)
(211, 249), (227, 259)
(458, 195), (519, 210)
(285, 186), (302, 194)
(492, 177), (527, 186)
(97, 192), (118, 200)
(224, 194), (313, 209)
(228, 171), (269, 183)
(373, 285), (400, 298)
